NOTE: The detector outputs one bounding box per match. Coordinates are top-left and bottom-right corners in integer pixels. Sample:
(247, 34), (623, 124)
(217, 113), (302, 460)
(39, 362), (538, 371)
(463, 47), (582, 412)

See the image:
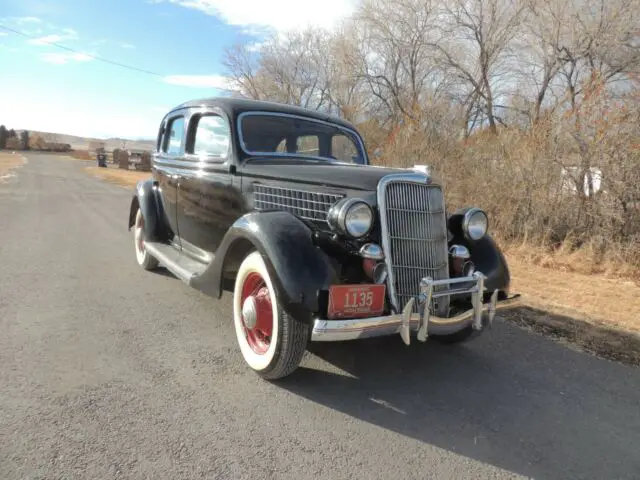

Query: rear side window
(163, 116), (185, 155)
(296, 135), (319, 156)
(191, 115), (230, 157)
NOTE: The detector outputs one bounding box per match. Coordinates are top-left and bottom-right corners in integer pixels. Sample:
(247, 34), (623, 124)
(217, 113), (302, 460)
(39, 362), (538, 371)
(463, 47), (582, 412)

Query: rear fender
(127, 179), (170, 242)
(191, 211), (339, 324)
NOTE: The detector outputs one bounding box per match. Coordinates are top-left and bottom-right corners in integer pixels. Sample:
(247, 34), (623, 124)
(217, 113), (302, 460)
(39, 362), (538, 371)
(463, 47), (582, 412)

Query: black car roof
(168, 96), (359, 131)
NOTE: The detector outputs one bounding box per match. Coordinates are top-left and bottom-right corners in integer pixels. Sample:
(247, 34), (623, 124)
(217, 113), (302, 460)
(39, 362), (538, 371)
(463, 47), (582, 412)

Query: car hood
(240, 158), (415, 191)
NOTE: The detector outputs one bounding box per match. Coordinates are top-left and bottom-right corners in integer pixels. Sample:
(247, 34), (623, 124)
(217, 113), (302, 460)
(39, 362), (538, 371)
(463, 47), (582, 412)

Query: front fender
(127, 178), (169, 242)
(451, 233), (511, 294)
(191, 211), (339, 324)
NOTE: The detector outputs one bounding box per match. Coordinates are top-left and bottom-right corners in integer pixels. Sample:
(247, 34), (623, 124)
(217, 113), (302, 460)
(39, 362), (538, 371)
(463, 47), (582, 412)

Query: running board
(144, 242), (207, 284)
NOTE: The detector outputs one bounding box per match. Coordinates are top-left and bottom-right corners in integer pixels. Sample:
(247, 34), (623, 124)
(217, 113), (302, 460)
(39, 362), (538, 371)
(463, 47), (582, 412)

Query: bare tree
(350, 0), (449, 125)
(435, 0), (527, 134)
(223, 29), (333, 111)
(222, 43), (269, 100)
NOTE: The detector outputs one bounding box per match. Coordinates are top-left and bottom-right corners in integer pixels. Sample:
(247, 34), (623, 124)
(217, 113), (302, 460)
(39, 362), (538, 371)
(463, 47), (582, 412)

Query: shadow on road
(279, 320), (640, 479)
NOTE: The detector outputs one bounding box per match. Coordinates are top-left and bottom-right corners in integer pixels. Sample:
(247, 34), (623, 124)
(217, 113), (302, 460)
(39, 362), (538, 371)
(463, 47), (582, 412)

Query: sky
(0, 0), (356, 139)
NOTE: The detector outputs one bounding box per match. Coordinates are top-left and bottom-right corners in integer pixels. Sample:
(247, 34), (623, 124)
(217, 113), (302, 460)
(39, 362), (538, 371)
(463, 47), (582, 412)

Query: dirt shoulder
(0, 152), (27, 181)
(84, 166), (151, 188)
(505, 259), (640, 366)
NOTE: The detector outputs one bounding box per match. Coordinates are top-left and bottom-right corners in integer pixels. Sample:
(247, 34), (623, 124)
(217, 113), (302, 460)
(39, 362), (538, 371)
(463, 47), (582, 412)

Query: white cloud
(16, 16), (42, 24)
(120, 42), (136, 49)
(0, 32), (7, 37)
(28, 31), (77, 45)
(41, 52), (93, 65)
(246, 41), (263, 52)
(163, 74), (235, 90)
(154, 0), (355, 32)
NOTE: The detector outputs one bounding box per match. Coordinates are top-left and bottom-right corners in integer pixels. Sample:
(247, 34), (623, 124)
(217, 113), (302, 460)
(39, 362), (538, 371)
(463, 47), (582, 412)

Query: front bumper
(311, 272), (523, 344)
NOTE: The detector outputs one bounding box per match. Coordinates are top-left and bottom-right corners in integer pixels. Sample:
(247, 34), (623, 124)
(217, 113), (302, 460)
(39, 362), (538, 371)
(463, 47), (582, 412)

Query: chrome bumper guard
(311, 272), (523, 344)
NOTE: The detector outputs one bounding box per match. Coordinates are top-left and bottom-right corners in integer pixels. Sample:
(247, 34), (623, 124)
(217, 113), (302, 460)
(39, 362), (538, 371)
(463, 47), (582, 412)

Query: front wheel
(233, 251), (310, 380)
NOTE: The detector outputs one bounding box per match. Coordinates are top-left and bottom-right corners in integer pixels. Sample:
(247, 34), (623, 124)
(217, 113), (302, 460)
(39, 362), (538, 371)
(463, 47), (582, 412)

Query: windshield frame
(236, 111), (369, 165)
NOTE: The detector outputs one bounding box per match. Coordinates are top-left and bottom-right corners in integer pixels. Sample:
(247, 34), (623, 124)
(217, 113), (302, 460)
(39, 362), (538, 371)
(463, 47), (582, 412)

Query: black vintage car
(127, 97), (521, 380)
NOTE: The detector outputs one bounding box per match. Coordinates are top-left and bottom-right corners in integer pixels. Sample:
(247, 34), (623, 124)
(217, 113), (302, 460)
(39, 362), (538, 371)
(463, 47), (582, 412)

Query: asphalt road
(1, 153), (640, 480)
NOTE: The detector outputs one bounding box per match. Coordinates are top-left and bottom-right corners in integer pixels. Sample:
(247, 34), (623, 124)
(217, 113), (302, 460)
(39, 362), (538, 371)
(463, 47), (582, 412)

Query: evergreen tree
(0, 125), (6, 149)
(20, 130), (30, 150)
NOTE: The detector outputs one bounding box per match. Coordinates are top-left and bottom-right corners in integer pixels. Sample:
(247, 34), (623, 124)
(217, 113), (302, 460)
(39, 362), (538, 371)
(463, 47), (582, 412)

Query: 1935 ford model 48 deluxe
(128, 97), (522, 380)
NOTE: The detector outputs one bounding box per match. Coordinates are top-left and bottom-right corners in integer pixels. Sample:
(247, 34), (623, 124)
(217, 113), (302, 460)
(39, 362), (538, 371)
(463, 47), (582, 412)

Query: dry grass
(504, 256), (640, 366)
(509, 258), (640, 333)
(0, 152), (26, 180)
(84, 166), (150, 188)
(69, 150), (93, 160)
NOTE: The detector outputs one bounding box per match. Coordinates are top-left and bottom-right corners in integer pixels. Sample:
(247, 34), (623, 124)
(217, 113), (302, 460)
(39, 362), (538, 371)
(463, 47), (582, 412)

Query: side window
(296, 135), (319, 156)
(192, 115), (230, 157)
(163, 116), (185, 155)
(331, 134), (359, 162)
(276, 138), (287, 152)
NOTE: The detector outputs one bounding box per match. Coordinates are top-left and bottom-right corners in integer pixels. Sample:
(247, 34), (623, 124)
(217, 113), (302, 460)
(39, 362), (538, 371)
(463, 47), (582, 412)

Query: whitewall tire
(233, 251), (310, 380)
(134, 208), (159, 271)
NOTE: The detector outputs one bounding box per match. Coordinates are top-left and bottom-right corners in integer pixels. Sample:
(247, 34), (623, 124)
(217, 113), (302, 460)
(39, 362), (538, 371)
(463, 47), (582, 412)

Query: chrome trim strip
(236, 111), (370, 165)
(311, 294), (523, 342)
(153, 158), (228, 170)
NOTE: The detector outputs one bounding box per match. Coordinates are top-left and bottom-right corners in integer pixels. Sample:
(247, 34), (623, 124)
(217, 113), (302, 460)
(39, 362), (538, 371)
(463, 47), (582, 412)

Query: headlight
(328, 198), (373, 238)
(462, 208), (488, 241)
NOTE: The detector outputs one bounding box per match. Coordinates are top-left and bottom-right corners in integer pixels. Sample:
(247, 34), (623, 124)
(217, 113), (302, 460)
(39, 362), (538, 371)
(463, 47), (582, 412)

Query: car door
(152, 112), (186, 245)
(174, 108), (242, 262)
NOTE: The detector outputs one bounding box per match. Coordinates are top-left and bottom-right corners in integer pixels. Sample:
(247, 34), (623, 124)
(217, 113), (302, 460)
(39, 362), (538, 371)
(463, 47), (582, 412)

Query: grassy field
(0, 152), (26, 180)
(84, 166), (150, 188)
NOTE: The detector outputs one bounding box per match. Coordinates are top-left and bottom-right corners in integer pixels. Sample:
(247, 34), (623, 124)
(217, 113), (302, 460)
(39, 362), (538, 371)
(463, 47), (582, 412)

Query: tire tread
(260, 310), (310, 380)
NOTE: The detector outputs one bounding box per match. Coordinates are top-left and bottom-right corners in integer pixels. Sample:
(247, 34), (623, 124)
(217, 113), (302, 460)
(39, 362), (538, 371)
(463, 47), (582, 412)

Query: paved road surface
(2, 153), (640, 479)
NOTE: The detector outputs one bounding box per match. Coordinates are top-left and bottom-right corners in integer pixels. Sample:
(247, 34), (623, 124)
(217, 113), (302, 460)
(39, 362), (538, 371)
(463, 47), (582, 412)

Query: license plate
(327, 284), (386, 319)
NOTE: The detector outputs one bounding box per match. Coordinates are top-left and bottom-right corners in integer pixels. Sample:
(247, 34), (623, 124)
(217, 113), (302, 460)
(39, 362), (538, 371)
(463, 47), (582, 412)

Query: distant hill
(22, 130), (156, 152)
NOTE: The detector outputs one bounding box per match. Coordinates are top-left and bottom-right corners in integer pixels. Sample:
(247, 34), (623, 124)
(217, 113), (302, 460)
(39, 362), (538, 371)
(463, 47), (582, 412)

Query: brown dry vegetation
(0, 152), (26, 180)
(223, 0), (640, 279)
(69, 150), (93, 160)
(220, 0), (640, 353)
(84, 166), (150, 188)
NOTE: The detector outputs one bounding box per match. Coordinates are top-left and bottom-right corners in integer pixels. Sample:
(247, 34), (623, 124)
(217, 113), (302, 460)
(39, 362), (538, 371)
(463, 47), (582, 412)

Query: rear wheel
(233, 251), (310, 380)
(134, 208), (159, 270)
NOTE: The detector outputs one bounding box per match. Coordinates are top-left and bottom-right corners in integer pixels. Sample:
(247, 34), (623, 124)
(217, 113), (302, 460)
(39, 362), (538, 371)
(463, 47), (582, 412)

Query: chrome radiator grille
(379, 178), (450, 316)
(253, 184), (344, 222)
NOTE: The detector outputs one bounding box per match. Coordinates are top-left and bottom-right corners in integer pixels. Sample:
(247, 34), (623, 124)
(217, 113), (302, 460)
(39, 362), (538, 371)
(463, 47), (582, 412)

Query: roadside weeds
(504, 259), (640, 367)
(84, 166), (150, 188)
(0, 152), (26, 181)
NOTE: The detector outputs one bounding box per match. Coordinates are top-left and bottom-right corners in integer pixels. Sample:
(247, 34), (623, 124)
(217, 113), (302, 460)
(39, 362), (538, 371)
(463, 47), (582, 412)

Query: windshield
(239, 112), (366, 165)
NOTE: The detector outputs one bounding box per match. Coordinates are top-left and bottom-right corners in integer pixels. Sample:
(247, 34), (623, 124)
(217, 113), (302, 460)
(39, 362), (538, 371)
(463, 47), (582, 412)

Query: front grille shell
(377, 174), (451, 316)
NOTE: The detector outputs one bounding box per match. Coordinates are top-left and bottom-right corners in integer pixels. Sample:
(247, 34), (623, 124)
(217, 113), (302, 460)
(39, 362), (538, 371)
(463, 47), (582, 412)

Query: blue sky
(0, 0), (355, 139)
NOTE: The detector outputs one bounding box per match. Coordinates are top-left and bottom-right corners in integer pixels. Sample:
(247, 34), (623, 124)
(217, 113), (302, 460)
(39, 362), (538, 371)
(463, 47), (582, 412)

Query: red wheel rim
(240, 272), (273, 355)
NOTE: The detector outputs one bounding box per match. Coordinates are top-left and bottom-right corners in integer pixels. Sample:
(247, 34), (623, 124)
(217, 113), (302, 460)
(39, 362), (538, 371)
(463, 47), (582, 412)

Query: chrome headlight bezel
(328, 198), (374, 239)
(462, 207), (489, 241)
